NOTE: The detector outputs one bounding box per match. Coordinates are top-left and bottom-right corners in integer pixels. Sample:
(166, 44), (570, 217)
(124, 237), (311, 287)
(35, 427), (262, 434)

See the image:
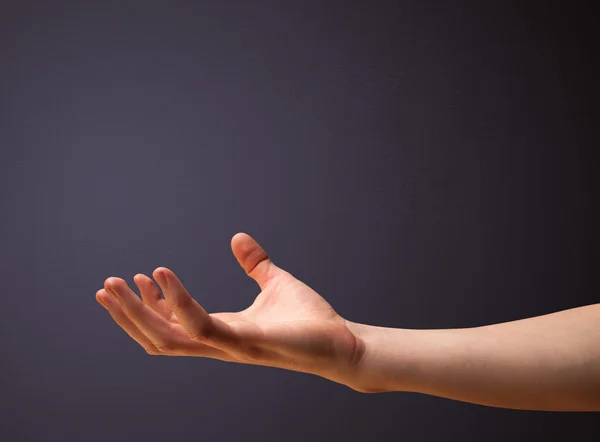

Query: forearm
(345, 304), (600, 411)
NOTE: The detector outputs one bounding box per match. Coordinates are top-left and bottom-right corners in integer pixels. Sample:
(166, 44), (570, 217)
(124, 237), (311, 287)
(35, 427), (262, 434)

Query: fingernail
(160, 271), (169, 288)
(107, 287), (118, 300)
(98, 297), (108, 309)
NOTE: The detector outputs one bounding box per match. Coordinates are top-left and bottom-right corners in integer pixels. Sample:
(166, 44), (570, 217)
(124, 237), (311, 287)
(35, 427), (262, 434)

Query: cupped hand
(96, 233), (366, 389)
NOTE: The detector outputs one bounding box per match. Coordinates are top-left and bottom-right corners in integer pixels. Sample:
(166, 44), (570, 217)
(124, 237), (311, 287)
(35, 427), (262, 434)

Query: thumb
(231, 232), (282, 290)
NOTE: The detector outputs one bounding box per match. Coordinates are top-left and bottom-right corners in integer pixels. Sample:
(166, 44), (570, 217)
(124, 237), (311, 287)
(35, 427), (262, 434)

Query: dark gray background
(1, 1), (597, 441)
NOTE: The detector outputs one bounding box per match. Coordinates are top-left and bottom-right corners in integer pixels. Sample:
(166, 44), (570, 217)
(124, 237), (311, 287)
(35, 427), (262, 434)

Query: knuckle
(243, 344), (264, 361)
(247, 256), (271, 278)
(145, 347), (162, 356)
(155, 340), (177, 353)
(188, 326), (213, 341)
(170, 295), (193, 313)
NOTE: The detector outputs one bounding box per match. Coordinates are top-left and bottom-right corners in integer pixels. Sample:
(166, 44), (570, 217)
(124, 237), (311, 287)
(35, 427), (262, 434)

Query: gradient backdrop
(1, 1), (597, 441)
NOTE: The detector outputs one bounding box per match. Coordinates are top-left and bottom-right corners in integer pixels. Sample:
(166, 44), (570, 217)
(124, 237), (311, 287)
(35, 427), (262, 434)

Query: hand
(96, 233), (366, 389)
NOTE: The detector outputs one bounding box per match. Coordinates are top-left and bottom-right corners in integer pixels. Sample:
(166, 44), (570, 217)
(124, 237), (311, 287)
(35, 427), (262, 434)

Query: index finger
(152, 268), (252, 356)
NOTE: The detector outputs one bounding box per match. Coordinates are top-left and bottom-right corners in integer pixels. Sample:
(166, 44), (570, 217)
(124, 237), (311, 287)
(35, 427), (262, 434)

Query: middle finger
(133, 273), (179, 323)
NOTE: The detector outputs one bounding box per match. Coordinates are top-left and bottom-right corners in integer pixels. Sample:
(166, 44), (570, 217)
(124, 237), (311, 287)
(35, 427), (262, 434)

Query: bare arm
(96, 232), (600, 412)
(346, 304), (600, 411)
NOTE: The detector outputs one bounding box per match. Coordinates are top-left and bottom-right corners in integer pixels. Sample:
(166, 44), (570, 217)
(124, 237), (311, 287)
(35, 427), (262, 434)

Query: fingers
(96, 289), (160, 354)
(98, 269), (268, 362)
(97, 287), (231, 359)
(103, 277), (228, 358)
(105, 277), (174, 344)
(230, 232), (280, 290)
(152, 267), (246, 353)
(133, 273), (178, 323)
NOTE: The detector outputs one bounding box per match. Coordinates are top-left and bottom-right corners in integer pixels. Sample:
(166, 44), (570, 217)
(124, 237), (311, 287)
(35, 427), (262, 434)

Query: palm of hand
(227, 272), (359, 374)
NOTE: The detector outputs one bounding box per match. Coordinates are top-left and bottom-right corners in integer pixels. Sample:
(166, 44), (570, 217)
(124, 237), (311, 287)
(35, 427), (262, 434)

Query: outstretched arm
(96, 233), (600, 411)
(346, 304), (600, 411)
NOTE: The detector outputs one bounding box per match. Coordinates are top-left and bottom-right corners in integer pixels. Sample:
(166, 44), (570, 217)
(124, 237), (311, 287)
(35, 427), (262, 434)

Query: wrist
(343, 319), (415, 393)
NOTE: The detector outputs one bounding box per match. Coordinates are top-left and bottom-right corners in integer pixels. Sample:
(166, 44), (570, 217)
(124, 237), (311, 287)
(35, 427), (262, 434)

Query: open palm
(96, 233), (363, 385)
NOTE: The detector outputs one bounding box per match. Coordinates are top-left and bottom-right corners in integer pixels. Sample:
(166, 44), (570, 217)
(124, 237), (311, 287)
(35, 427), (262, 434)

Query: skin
(96, 232), (600, 411)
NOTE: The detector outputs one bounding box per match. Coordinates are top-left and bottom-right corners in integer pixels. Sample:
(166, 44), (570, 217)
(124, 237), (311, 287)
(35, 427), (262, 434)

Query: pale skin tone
(96, 232), (600, 412)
